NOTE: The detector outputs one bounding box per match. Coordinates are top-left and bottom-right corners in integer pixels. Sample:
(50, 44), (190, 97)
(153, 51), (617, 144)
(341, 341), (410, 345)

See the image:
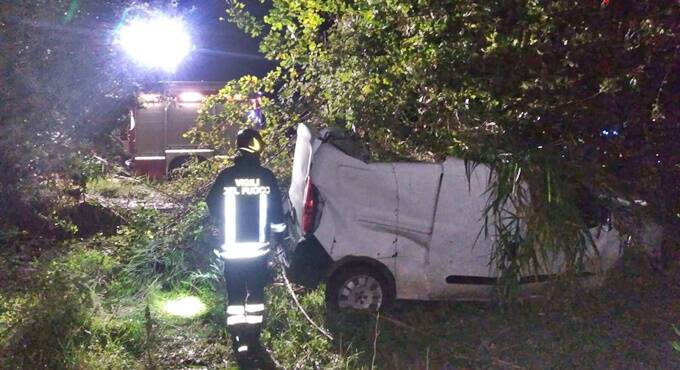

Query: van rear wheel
(326, 265), (394, 312)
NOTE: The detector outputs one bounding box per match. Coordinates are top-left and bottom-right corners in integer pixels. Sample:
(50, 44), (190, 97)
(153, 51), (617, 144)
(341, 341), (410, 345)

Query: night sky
(172, 0), (274, 82)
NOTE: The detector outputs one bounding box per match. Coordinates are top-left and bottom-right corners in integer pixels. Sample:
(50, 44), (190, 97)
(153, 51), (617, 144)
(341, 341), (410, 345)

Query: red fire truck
(125, 81), (236, 178)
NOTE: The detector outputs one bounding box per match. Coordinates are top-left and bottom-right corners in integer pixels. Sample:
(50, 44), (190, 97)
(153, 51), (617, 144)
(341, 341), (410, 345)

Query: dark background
(173, 0), (274, 82)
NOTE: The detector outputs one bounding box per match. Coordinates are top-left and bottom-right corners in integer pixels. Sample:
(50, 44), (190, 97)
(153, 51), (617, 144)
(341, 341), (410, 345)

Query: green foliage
(0, 246), (119, 368)
(263, 283), (361, 368)
(112, 208), (180, 290)
(0, 194), (224, 368)
(70, 340), (137, 370)
(3, 0), (677, 365)
(164, 157), (227, 196)
(70, 154), (109, 185)
(0, 226), (20, 246)
(480, 152), (601, 300)
(2, 172), (677, 368)
(189, 75), (297, 180)
(216, 0), (679, 297)
(86, 177), (150, 199)
(0, 1), (136, 233)
(189, 75), (264, 151)
(673, 325), (680, 353)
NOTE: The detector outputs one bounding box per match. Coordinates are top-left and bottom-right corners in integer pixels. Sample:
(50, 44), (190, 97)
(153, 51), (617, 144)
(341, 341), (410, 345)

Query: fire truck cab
(126, 81), (235, 178)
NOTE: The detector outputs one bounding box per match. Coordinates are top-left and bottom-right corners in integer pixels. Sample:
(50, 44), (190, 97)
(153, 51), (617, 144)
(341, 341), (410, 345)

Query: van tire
(326, 264), (395, 312)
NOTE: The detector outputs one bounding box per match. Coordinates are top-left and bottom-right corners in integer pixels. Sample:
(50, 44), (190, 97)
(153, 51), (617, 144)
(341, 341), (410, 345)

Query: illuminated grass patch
(161, 295), (207, 318)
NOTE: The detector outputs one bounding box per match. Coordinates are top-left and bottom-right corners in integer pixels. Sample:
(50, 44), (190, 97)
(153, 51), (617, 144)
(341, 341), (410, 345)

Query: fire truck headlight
(116, 13), (192, 72)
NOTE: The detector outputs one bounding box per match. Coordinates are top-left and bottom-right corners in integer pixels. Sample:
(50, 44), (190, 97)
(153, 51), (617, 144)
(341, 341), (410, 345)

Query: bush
(0, 254), (91, 368)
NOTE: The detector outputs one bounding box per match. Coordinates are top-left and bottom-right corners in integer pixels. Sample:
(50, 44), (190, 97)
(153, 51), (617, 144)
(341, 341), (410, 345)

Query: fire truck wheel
(326, 264), (394, 312)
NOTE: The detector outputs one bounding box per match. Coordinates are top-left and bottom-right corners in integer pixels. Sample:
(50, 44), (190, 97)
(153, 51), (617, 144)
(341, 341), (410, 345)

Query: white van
(286, 124), (621, 311)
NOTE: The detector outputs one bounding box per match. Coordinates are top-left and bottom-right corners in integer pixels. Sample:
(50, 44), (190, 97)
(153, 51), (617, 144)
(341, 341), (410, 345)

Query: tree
(0, 1), (137, 235)
(213, 0), (678, 291)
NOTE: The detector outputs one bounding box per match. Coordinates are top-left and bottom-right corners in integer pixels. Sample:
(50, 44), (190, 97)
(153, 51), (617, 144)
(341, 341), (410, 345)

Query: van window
(320, 128), (371, 162)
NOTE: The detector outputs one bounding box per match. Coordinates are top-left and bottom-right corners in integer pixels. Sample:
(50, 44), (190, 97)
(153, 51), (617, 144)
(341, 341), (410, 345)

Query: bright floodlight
(117, 14), (192, 71)
(162, 296), (207, 318)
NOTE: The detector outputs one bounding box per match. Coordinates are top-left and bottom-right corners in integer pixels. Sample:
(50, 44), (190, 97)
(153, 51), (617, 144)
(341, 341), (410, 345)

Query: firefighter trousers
(224, 256), (268, 353)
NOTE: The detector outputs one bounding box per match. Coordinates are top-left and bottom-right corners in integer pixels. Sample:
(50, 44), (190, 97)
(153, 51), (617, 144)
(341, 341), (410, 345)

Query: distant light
(601, 129), (610, 136)
(179, 91), (204, 102)
(162, 296), (206, 318)
(117, 14), (192, 71)
(611, 130), (619, 136)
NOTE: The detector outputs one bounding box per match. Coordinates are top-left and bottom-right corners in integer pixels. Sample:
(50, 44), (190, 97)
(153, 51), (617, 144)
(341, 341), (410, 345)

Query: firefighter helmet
(236, 128), (264, 155)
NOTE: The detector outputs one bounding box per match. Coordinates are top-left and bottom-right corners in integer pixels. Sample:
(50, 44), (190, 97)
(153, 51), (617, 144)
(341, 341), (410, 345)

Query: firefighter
(206, 128), (286, 358)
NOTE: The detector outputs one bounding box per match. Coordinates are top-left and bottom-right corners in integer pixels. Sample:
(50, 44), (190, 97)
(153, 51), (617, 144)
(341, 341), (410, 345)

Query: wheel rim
(337, 274), (383, 310)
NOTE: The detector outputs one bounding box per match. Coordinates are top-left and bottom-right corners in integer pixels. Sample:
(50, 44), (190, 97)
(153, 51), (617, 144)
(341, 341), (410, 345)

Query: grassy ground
(325, 260), (680, 369)
(3, 244), (676, 369)
(1, 175), (678, 369)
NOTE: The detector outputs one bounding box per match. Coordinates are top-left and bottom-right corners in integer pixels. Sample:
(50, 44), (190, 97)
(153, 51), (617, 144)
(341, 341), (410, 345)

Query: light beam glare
(162, 296), (207, 318)
(116, 14), (192, 71)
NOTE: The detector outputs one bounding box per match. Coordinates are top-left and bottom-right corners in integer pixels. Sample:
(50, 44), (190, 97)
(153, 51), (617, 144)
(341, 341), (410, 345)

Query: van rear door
(289, 124), (317, 233)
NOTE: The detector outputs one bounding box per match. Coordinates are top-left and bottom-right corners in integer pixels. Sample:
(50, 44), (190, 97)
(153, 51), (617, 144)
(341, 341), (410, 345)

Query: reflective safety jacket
(207, 154), (286, 259)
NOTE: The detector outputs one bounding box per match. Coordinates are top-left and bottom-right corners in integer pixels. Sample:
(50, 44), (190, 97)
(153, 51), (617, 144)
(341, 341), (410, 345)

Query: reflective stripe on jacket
(207, 153), (285, 259)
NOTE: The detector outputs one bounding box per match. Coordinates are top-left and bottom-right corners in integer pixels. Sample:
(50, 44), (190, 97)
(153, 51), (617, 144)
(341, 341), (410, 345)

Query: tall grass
(0, 246), (142, 369)
(477, 150), (604, 302)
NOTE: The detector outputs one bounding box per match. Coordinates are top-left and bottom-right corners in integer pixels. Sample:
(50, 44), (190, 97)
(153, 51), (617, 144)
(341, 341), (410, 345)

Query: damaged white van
(286, 124), (621, 311)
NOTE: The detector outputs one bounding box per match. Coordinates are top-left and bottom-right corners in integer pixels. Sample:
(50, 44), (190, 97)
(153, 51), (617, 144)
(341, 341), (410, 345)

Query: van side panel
(310, 145), (397, 273)
(428, 160), (622, 299)
(392, 163), (443, 300)
(428, 159), (496, 299)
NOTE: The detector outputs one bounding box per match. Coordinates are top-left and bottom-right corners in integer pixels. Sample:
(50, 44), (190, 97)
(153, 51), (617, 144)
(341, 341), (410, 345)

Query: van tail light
(302, 176), (317, 235)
